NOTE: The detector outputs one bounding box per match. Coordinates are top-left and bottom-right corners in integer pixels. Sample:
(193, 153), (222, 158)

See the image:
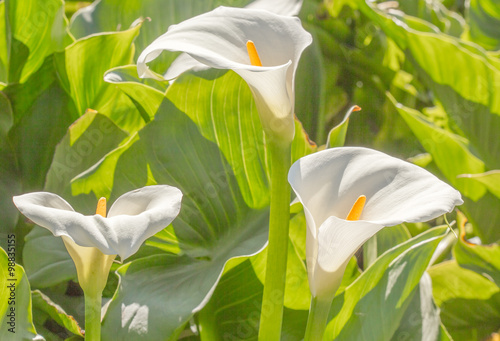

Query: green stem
(84, 292), (102, 341)
(304, 296), (333, 341)
(258, 140), (292, 340)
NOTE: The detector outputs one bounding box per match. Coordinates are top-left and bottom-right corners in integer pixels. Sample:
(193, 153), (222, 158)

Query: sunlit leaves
(4, 0), (72, 83)
(428, 261), (500, 341)
(326, 227), (447, 340)
(0, 247), (39, 340)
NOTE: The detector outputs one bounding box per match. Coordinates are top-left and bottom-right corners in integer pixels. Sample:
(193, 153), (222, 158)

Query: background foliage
(0, 0), (499, 340)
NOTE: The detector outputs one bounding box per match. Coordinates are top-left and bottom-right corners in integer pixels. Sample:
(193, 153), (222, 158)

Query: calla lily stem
(304, 295), (333, 341)
(258, 140), (291, 340)
(84, 291), (102, 340)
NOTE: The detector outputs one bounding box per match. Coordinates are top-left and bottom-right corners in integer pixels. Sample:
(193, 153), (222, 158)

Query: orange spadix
(246, 40), (262, 67)
(346, 195), (366, 221)
(96, 197), (107, 218)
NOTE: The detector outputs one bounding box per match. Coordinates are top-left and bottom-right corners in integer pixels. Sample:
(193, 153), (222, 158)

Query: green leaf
(23, 228), (76, 289)
(325, 227), (447, 340)
(428, 260), (500, 341)
(167, 70), (315, 209)
(69, 0), (249, 62)
(458, 170), (500, 199)
(97, 100), (269, 340)
(347, 0), (500, 172)
(0, 92), (19, 240)
(197, 259), (309, 341)
(55, 26), (140, 117)
(104, 65), (166, 121)
(68, 70), (314, 339)
(31, 290), (83, 337)
(363, 224), (411, 269)
(454, 212), (500, 286)
(4, 0), (73, 83)
(394, 0), (465, 37)
(0, 1), (7, 83)
(6, 56), (77, 191)
(0, 246), (39, 340)
(23, 110), (128, 288)
(294, 24), (332, 144)
(388, 94), (486, 201)
(326, 105), (361, 149)
(465, 0), (500, 50)
(390, 273), (447, 341)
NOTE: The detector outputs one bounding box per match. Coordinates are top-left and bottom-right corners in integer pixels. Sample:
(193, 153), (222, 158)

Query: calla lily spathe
(137, 6), (312, 143)
(13, 185), (182, 260)
(163, 0), (304, 80)
(288, 147), (463, 299)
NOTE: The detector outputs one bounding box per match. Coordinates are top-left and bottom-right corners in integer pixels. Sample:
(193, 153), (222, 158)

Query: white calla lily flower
(164, 0), (304, 81)
(13, 185), (182, 261)
(137, 6), (312, 143)
(288, 147), (463, 299)
(244, 0), (303, 15)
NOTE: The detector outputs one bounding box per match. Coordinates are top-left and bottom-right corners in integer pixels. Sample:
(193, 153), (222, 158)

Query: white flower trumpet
(288, 147), (463, 299)
(13, 185), (182, 293)
(137, 6), (312, 144)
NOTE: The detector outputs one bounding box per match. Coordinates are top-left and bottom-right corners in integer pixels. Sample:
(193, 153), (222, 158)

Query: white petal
(13, 192), (111, 250)
(288, 147), (463, 229)
(310, 216), (384, 297)
(138, 6), (311, 143)
(106, 185), (183, 259)
(13, 185), (183, 259)
(163, 0), (304, 82)
(245, 0), (303, 16)
(138, 7), (311, 78)
(164, 53), (210, 81)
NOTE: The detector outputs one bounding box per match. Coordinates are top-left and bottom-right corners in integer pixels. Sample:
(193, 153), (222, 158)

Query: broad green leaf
(428, 260), (500, 341)
(395, 0), (465, 37)
(390, 273), (447, 341)
(55, 26), (144, 133)
(0, 1), (7, 83)
(166, 70), (315, 208)
(388, 94), (486, 201)
(104, 65), (166, 121)
(69, 70), (314, 339)
(0, 247), (39, 340)
(294, 23), (333, 144)
(0, 92), (19, 241)
(197, 248), (359, 340)
(363, 224), (411, 269)
(97, 100), (269, 340)
(325, 227), (447, 340)
(197, 259), (309, 341)
(23, 227), (76, 289)
(0, 91), (12, 137)
(326, 105), (361, 149)
(70, 0), (249, 62)
(454, 212), (500, 286)
(459, 170), (500, 199)
(23, 111), (128, 288)
(31, 290), (83, 337)
(4, 0), (73, 83)
(6, 57), (77, 191)
(465, 0), (500, 50)
(344, 0), (500, 172)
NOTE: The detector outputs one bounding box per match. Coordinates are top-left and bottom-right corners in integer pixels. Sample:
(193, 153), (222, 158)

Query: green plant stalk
(84, 291), (102, 341)
(304, 295), (333, 341)
(258, 140), (292, 340)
